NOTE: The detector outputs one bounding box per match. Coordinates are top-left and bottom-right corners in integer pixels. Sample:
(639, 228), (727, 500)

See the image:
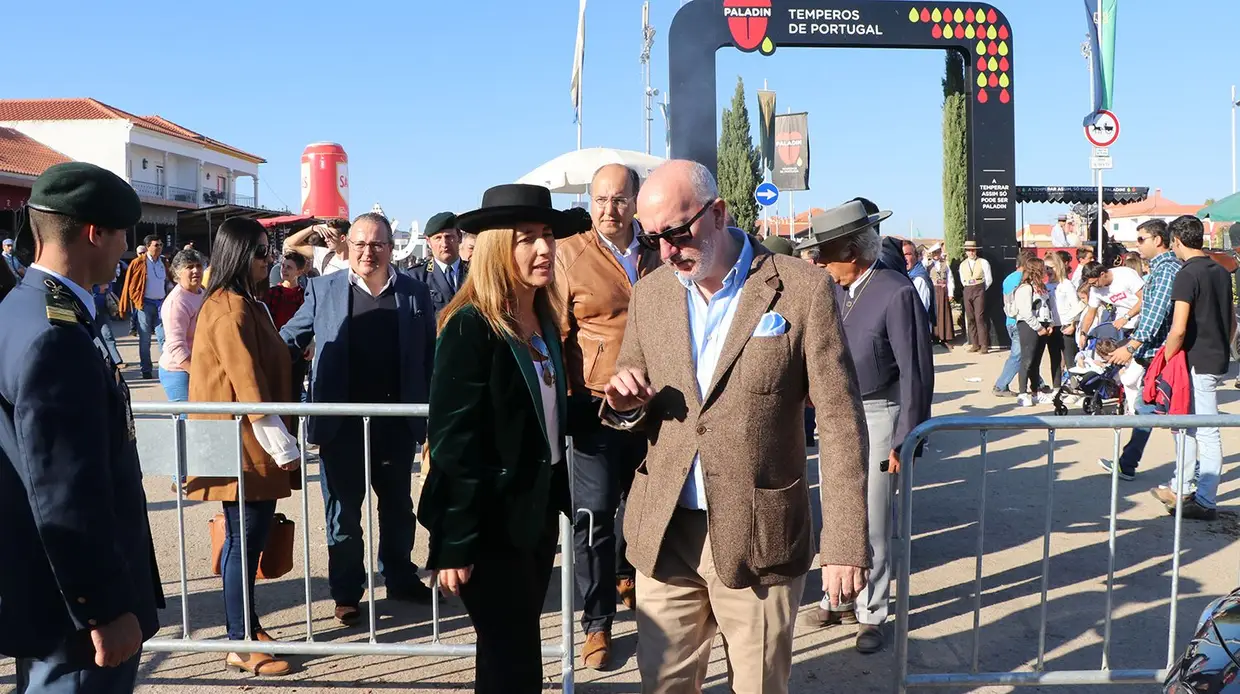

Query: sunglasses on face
(636, 201), (713, 251)
(254, 245), (270, 259)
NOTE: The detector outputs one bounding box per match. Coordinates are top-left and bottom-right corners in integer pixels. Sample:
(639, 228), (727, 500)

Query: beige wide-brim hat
(794, 200), (892, 253)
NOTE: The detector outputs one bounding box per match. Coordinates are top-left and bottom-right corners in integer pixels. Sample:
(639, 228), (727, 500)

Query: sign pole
(1096, 168), (1104, 261)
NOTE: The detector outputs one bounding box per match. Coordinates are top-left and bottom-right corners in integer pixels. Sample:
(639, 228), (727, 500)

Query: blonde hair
(437, 227), (560, 342)
(1047, 251), (1069, 285)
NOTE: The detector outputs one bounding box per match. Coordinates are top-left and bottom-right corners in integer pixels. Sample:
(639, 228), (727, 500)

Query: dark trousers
(804, 406), (816, 444)
(572, 421), (645, 634)
(1046, 326), (1065, 386)
(222, 499), (277, 640)
(16, 632), (140, 694)
(319, 425), (418, 605)
(1060, 327), (1080, 367)
(1017, 323), (1051, 394)
(460, 511), (560, 694)
(1117, 399), (1158, 472)
(963, 284), (989, 350)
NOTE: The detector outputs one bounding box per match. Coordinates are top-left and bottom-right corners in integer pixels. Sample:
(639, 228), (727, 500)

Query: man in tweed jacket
(602, 160), (870, 694)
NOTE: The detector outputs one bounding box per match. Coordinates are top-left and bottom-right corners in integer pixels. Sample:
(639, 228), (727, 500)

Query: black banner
(772, 112), (810, 191)
(757, 90), (777, 172)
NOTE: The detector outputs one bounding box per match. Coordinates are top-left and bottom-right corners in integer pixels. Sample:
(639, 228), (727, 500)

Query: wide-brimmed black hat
(794, 200), (892, 252)
(455, 184), (574, 238)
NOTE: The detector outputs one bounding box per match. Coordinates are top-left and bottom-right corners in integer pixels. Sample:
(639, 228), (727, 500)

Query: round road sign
(1085, 110), (1120, 148)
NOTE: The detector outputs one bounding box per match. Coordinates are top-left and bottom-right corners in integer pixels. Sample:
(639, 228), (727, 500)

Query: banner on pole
(772, 112), (810, 191)
(757, 90), (776, 173)
(1084, 0), (1117, 114)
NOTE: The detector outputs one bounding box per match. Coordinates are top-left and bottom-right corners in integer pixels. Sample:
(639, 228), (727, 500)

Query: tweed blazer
(612, 245), (871, 589)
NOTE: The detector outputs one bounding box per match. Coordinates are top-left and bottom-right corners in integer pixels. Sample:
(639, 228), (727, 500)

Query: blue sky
(4, 0), (1238, 239)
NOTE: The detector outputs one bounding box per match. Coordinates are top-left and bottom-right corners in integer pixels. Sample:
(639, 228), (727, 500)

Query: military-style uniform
(409, 211), (468, 319)
(0, 162), (163, 693)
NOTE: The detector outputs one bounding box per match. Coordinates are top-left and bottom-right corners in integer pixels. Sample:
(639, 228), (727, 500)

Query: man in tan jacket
(553, 164), (660, 669)
(602, 160), (870, 693)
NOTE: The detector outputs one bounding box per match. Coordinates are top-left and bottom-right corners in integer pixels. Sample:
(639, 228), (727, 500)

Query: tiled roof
(1106, 189), (1200, 219)
(0, 127), (71, 178)
(0, 98), (264, 163)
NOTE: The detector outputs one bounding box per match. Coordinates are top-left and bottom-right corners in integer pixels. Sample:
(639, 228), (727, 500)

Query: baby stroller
(1052, 323), (1126, 416)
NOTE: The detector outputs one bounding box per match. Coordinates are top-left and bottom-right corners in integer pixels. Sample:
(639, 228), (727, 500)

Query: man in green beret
(0, 162), (164, 692)
(410, 211), (468, 319)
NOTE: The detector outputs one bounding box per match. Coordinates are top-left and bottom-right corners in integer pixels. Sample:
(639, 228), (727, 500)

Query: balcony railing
(168, 186), (196, 204)
(132, 181), (165, 198)
(202, 190), (229, 205)
(235, 194), (256, 207)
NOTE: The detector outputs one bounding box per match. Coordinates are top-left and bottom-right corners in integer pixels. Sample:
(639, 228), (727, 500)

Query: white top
(1052, 279), (1085, 327)
(960, 257), (993, 289)
(910, 274), (931, 313)
(1013, 283), (1051, 332)
(1050, 223), (1069, 248)
(532, 352), (563, 466)
(312, 246), (350, 275)
(1087, 265), (1143, 315)
(144, 256), (168, 300)
(347, 267), (396, 297)
(597, 224), (641, 286)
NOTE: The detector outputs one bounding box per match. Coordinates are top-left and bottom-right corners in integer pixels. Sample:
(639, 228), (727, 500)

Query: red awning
(258, 214), (317, 228)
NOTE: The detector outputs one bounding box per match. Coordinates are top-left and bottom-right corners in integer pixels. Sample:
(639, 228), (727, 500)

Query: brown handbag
(209, 512), (295, 580)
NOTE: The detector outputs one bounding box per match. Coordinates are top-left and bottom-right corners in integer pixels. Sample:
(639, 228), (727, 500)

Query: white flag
(570, 0), (586, 122)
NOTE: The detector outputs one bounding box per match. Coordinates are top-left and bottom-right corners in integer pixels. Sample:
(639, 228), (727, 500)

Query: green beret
(28, 162), (141, 229)
(424, 211), (458, 238)
(761, 235), (795, 256)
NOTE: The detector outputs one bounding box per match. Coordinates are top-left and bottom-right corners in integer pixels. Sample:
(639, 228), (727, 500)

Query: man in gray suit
(602, 160), (870, 693)
(281, 212), (436, 625)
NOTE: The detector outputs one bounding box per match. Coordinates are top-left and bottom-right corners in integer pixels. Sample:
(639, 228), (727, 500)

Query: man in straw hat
(601, 160), (869, 692)
(960, 239), (993, 352)
(925, 243), (956, 348)
(794, 200), (934, 653)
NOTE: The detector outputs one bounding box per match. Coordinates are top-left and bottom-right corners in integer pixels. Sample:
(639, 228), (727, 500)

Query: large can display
(300, 142), (349, 219)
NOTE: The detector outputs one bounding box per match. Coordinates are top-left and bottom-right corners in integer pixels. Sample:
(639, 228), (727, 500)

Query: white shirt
(960, 257), (993, 289)
(848, 261), (878, 299)
(597, 224), (641, 286)
(434, 258), (462, 291)
(347, 267), (397, 298)
(144, 256), (168, 300)
(312, 246), (350, 275)
(532, 350), (563, 466)
(1052, 279), (1085, 327)
(910, 274), (931, 312)
(1071, 264), (1084, 288)
(29, 264), (95, 319)
(1087, 265), (1143, 315)
(676, 229), (755, 510)
(1050, 223), (1068, 248)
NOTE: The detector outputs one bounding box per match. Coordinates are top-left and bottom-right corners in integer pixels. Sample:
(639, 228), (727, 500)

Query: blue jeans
(1116, 400), (1158, 472)
(136, 299), (164, 374)
(160, 368), (190, 402)
(1169, 369), (1223, 509)
(94, 316), (123, 365)
(16, 632), (140, 693)
(993, 323), (1022, 391)
(221, 499), (277, 640)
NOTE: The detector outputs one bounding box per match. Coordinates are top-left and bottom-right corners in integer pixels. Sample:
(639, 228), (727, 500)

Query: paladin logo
(724, 0), (775, 55)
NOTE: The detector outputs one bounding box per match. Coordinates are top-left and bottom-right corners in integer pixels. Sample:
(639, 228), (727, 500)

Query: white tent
(516, 148), (665, 195)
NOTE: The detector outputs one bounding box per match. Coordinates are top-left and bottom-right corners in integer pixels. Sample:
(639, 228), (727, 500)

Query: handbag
(209, 512), (295, 580)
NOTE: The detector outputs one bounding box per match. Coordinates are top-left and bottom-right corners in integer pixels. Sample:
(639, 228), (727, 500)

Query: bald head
(636, 160), (730, 284)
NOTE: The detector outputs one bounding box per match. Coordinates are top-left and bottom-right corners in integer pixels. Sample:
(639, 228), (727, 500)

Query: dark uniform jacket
(409, 258), (468, 319)
(0, 268), (163, 658)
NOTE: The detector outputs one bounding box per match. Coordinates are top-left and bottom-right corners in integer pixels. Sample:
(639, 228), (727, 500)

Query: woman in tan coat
(186, 218), (299, 676)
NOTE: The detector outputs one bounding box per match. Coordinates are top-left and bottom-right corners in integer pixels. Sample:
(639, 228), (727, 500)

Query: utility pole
(641, 2), (658, 155)
(1232, 84), (1237, 194)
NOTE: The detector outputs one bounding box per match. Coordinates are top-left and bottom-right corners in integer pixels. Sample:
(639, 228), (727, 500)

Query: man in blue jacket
(281, 212), (437, 625)
(0, 162), (163, 692)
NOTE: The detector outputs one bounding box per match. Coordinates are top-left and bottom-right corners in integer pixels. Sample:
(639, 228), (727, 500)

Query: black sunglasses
(254, 244), (270, 259)
(636, 201), (713, 251)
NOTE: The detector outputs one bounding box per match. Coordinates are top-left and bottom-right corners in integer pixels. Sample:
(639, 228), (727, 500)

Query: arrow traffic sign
(755, 182), (780, 207)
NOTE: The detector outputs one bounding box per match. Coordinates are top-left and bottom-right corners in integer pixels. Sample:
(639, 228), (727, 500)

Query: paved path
(3, 331), (1239, 693)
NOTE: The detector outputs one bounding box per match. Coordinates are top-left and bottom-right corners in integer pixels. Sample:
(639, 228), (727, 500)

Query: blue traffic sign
(755, 182), (780, 207)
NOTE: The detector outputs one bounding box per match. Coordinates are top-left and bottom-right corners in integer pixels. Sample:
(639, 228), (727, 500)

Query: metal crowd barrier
(893, 413), (1240, 692)
(130, 401), (577, 692)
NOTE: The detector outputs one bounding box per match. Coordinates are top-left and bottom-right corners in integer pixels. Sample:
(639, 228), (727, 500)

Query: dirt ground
(3, 329), (1238, 694)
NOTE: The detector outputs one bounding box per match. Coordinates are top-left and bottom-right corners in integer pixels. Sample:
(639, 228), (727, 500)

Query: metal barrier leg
(562, 436), (578, 694)
(894, 435), (920, 694)
(1168, 432), (1187, 668)
(971, 431), (988, 673)
(1036, 430), (1056, 671)
(432, 572), (441, 643)
(363, 416), (376, 643)
(174, 416), (190, 639)
(237, 417), (252, 644)
(300, 417), (314, 641)
(1102, 428), (1121, 670)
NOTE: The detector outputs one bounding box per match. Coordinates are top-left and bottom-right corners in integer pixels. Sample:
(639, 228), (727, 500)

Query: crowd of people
(0, 158), (1232, 694)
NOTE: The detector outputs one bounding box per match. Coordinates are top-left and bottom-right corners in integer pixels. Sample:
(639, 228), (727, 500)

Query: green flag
(1099, 0), (1117, 110)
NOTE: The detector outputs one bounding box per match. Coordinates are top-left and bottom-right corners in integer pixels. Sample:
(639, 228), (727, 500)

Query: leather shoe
(225, 651), (290, 676)
(616, 577), (636, 610)
(855, 624), (884, 654)
(334, 604), (360, 626)
(582, 630), (611, 670)
(387, 578), (433, 604)
(797, 606), (858, 629)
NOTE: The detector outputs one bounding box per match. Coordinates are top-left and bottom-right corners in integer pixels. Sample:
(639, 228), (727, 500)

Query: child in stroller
(1052, 325), (1126, 416)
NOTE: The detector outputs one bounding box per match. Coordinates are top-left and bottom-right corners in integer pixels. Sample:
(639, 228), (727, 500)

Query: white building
(1103, 189), (1206, 243)
(0, 98), (265, 249)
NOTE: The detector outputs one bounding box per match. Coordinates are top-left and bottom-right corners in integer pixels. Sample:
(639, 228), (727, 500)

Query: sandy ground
(3, 326), (1239, 694)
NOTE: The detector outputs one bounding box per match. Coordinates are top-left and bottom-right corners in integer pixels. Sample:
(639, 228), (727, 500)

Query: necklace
(842, 270), (876, 322)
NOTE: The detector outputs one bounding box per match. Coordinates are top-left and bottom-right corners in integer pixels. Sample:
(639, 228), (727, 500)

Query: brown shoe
(797, 606), (858, 629)
(1150, 485), (1191, 510)
(254, 629), (275, 642)
(616, 577), (636, 610)
(965, 345), (979, 353)
(225, 651), (291, 676)
(855, 624), (884, 654)
(334, 604), (360, 626)
(582, 630), (611, 670)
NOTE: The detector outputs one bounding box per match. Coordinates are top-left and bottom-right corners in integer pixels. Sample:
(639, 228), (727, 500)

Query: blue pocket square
(752, 311), (788, 337)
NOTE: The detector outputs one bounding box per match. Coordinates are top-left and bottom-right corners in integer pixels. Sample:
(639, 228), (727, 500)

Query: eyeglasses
(636, 201), (713, 251)
(349, 241), (391, 254)
(254, 245), (270, 258)
(592, 196), (632, 211)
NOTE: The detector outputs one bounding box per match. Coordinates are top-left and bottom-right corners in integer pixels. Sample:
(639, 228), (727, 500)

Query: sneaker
(1150, 485), (1192, 510)
(1097, 458), (1136, 481)
(1016, 393), (1033, 407)
(992, 388), (1017, 398)
(1035, 392), (1056, 405)
(1179, 497), (1219, 521)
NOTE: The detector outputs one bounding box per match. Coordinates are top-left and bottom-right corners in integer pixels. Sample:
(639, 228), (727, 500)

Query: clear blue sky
(5, 0), (1239, 239)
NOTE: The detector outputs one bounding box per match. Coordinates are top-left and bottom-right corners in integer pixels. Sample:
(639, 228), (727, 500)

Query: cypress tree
(942, 50), (968, 263)
(717, 76), (762, 234)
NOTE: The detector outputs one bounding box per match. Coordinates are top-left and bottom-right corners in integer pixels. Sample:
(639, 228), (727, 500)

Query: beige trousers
(635, 508), (806, 694)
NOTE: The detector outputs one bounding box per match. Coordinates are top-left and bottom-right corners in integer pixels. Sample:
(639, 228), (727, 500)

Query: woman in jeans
(157, 249), (207, 401)
(184, 218), (299, 676)
(1049, 250), (1084, 367)
(91, 283), (124, 365)
(1013, 256), (1055, 407)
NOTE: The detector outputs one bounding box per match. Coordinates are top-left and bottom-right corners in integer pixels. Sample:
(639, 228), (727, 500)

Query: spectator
(184, 218), (299, 676)
(157, 249), (207, 403)
(1, 238), (25, 281)
(992, 249), (1032, 397)
(1071, 246), (1096, 287)
(903, 239), (934, 329)
(90, 282), (124, 366)
(1051, 214), (1069, 247)
(265, 253), (307, 330)
(118, 235), (172, 378)
(1012, 257), (1055, 406)
(459, 231), (477, 262)
(1152, 215), (1234, 520)
(959, 240), (993, 353)
(1048, 251), (1084, 366)
(926, 243), (956, 348)
(1077, 260), (1144, 351)
(283, 218), (351, 276)
(410, 212), (468, 319)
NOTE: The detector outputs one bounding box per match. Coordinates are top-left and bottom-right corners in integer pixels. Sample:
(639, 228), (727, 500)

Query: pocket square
(752, 311), (788, 337)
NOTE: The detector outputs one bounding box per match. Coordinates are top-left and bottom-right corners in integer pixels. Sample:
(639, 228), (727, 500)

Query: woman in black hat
(417, 184), (576, 693)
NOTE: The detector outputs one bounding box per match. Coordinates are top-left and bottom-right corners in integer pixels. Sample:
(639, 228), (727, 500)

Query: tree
(942, 50), (968, 263)
(717, 76), (762, 234)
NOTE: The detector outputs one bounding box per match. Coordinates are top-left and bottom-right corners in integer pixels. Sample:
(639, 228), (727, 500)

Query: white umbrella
(516, 148), (665, 195)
